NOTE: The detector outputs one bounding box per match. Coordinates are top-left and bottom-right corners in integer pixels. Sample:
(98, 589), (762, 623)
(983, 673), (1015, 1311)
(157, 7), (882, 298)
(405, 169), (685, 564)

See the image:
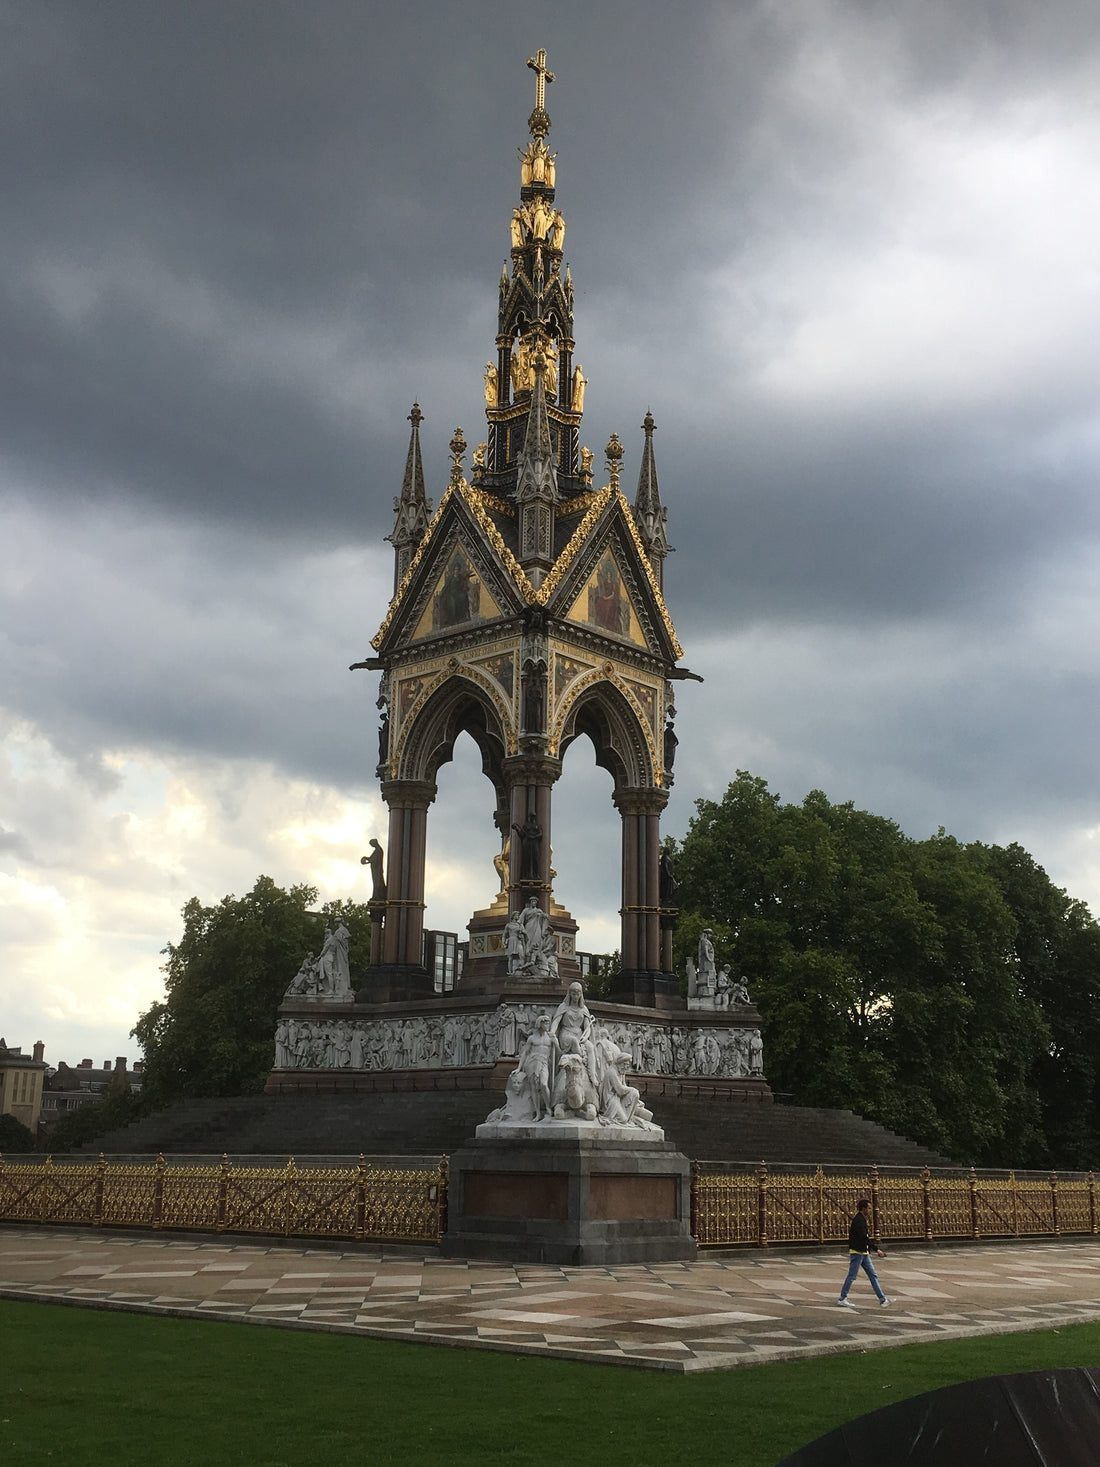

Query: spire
(514, 343), (559, 584)
(386, 402), (433, 593)
(633, 411), (672, 589)
(481, 49), (585, 493)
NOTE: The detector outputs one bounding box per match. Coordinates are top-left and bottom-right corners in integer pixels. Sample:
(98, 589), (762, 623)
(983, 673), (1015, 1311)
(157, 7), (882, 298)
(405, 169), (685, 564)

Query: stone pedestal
(441, 1133), (697, 1265)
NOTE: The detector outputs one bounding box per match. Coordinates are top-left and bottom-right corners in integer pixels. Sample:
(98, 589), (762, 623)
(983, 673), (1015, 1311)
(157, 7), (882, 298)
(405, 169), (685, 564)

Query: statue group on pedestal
(284, 920), (352, 999)
(503, 896), (558, 978)
(686, 928), (754, 1010)
(487, 982), (660, 1131)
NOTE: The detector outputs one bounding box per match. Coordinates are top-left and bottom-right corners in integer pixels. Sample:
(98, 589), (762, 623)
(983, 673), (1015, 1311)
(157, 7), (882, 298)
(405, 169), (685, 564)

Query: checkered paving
(4, 1228), (1100, 1372)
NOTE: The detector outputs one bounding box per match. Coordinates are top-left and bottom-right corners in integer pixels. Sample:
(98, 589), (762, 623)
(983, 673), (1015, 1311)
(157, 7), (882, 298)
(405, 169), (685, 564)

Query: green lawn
(4, 1298), (1100, 1465)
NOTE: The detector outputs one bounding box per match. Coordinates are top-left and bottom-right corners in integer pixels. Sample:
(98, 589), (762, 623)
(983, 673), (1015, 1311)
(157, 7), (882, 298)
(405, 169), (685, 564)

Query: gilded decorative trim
(459, 483), (536, 601)
(371, 486), (454, 650)
(614, 488), (684, 658)
(535, 484), (614, 603)
(468, 486), (516, 518)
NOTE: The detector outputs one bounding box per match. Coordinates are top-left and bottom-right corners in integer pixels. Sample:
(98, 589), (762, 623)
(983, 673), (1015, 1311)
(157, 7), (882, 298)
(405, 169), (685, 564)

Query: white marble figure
(485, 984), (663, 1132)
(504, 897), (555, 977)
(329, 921), (352, 998)
(749, 1030), (764, 1076)
(697, 929), (717, 992)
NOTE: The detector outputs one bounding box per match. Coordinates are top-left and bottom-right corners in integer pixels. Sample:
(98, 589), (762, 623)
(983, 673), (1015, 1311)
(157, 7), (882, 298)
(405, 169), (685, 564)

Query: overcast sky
(5, 0), (1100, 1067)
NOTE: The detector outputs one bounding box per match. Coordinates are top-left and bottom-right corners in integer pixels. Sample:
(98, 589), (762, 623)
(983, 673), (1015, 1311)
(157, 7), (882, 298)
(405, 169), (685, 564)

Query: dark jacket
(848, 1211), (874, 1254)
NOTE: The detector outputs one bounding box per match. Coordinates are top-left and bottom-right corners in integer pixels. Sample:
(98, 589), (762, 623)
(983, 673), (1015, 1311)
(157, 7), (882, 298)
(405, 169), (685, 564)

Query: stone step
(73, 1091), (955, 1167)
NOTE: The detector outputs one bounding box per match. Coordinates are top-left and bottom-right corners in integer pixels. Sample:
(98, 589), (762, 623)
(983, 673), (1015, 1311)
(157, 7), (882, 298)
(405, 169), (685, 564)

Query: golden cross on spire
(526, 48), (554, 111)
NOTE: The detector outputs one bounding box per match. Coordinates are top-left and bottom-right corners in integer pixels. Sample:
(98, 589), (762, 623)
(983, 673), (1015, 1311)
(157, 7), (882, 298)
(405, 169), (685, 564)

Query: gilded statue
(472, 441), (487, 469)
(579, 445), (594, 478)
(519, 145), (532, 186)
(571, 366), (587, 413)
(483, 362), (498, 406)
(550, 211), (566, 252)
(543, 339), (558, 396)
(510, 208), (525, 250)
(529, 196), (552, 241)
(510, 336), (532, 395)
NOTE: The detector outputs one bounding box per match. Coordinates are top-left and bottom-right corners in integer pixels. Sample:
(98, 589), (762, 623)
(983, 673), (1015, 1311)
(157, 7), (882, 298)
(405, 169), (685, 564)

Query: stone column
(611, 786), (680, 1010)
(504, 753), (561, 913)
(357, 778), (436, 1003)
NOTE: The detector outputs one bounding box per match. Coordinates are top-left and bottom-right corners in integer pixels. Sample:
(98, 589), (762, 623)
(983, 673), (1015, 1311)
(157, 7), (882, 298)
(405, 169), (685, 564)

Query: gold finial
(449, 427), (466, 485)
(526, 47), (553, 138)
(605, 433), (623, 489)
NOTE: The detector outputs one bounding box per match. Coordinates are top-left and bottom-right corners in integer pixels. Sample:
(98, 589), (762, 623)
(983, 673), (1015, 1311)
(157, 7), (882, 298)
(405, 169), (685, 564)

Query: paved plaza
(3, 1226), (1100, 1373)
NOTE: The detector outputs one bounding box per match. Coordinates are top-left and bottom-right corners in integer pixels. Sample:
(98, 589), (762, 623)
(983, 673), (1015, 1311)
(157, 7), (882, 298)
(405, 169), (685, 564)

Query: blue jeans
(840, 1251), (884, 1302)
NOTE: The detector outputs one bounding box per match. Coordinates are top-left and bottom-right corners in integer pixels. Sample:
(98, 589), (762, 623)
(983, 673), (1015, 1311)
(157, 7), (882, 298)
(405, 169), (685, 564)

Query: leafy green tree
(977, 842), (1100, 1168)
(668, 774), (1061, 1166)
(132, 877), (373, 1108)
(0, 1112), (35, 1152)
(41, 1084), (142, 1153)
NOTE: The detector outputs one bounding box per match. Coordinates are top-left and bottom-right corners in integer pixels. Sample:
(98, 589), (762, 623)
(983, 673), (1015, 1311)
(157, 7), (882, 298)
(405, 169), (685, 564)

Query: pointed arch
(396, 670), (512, 799)
(555, 670), (657, 792)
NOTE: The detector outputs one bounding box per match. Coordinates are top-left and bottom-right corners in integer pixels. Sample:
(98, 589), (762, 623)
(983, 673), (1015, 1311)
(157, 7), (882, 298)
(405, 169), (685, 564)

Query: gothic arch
(557, 674), (656, 792)
(396, 670), (511, 798)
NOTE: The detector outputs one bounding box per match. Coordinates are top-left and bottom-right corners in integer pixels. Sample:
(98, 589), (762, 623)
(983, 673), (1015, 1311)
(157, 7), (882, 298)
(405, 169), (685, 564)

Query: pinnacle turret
(633, 411), (672, 589)
(386, 402), (433, 593)
(480, 47), (585, 495)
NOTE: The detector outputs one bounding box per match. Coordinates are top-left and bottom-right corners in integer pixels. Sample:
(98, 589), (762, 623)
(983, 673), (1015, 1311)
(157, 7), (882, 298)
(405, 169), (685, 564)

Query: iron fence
(2, 1155), (1096, 1250)
(692, 1163), (1099, 1248)
(0, 1154), (447, 1244)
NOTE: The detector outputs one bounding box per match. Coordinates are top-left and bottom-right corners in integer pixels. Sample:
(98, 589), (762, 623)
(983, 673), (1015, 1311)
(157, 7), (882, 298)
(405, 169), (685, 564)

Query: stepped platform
(71, 1090), (954, 1168)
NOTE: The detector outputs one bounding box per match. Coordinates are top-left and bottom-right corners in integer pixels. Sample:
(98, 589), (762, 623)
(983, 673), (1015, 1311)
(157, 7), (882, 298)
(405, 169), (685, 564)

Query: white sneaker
(837, 1298), (855, 1308)
(879, 1297), (891, 1308)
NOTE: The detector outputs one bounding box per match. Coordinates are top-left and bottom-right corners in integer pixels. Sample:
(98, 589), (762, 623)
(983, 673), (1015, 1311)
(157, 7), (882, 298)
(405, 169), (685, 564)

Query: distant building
(38, 1055), (142, 1130)
(0, 1038), (48, 1133)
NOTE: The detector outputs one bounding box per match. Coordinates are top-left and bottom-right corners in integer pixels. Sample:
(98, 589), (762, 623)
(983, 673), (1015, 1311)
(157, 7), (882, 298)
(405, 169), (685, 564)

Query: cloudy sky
(5, 0), (1100, 1067)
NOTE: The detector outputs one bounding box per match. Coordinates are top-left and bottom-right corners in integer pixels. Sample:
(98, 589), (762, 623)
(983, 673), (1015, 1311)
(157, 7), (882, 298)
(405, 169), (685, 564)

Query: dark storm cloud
(6, 0), (1100, 1063)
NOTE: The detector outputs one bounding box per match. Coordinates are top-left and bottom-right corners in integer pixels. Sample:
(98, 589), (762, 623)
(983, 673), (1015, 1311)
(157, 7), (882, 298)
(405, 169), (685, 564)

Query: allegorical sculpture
(503, 895), (558, 978)
(284, 920), (352, 1000)
(484, 982), (661, 1133)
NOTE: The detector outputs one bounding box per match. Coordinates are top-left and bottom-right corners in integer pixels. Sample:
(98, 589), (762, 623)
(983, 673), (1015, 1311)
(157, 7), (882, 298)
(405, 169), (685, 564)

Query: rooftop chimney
(33, 1041), (44, 1062)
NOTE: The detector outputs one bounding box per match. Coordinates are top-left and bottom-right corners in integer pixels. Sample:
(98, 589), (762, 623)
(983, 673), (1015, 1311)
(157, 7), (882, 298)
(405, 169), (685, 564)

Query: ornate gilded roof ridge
(371, 479), (540, 650)
(460, 481), (536, 600)
(534, 484), (614, 604)
(371, 485), (455, 649)
(614, 487), (683, 657)
(468, 486), (515, 518)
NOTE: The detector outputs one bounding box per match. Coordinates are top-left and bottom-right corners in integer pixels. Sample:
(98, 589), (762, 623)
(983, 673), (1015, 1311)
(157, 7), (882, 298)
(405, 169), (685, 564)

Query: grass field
(4, 1298), (1100, 1465)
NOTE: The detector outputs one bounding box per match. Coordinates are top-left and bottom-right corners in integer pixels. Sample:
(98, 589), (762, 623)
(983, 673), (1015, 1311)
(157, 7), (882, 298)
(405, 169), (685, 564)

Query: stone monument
(442, 981), (696, 1264)
(267, 55), (771, 1202)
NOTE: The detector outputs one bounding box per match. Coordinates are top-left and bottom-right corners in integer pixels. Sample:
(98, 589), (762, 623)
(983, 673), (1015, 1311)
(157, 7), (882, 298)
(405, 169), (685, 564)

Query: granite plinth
(441, 1134), (697, 1265)
(476, 1119), (665, 1143)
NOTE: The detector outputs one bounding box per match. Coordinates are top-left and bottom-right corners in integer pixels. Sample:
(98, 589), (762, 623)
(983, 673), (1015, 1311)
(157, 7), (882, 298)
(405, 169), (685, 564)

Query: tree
(41, 1084), (142, 1153)
(668, 774), (1065, 1166)
(132, 876), (373, 1109)
(0, 1112), (35, 1152)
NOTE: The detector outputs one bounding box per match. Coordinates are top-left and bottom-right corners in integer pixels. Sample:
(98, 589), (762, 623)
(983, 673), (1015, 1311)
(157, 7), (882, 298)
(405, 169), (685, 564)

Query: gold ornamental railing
(3, 1156), (1095, 1250)
(0, 1155), (447, 1244)
(692, 1163), (1099, 1248)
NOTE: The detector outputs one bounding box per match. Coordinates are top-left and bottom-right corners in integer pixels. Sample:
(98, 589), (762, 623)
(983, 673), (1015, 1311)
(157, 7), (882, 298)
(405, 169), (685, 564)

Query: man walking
(838, 1198), (890, 1308)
